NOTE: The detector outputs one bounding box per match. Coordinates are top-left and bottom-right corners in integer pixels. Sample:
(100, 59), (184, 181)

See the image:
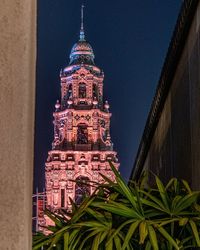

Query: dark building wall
(189, 6), (200, 188)
(143, 94), (173, 184)
(131, 1), (200, 189)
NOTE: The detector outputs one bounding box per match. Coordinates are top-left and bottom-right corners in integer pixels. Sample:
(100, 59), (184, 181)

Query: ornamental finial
(80, 4), (85, 41)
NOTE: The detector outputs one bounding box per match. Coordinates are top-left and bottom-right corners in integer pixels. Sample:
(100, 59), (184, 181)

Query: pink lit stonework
(41, 17), (119, 228)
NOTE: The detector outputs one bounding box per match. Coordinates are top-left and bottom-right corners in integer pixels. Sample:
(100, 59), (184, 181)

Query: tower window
(67, 84), (72, 99)
(77, 124), (88, 144)
(75, 176), (90, 205)
(79, 82), (86, 98)
(61, 189), (65, 207)
(93, 84), (98, 98)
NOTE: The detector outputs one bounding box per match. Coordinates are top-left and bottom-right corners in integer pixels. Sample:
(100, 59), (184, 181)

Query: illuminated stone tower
(45, 6), (119, 213)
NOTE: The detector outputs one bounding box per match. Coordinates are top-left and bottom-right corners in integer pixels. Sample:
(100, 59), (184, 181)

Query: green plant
(33, 162), (200, 250)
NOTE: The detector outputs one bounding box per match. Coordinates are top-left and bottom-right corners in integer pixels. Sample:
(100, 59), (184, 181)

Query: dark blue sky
(34, 0), (181, 191)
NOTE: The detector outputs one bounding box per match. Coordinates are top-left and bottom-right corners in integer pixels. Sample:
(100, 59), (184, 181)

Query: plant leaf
(157, 226), (179, 250)
(179, 217), (188, 226)
(147, 224), (158, 250)
(182, 180), (192, 194)
(189, 219), (200, 246)
(139, 221), (148, 244)
(122, 221), (140, 250)
(155, 176), (170, 211)
(64, 232), (69, 250)
(108, 161), (139, 210)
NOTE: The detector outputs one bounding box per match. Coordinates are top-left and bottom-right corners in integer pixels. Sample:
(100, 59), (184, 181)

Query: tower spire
(80, 4), (85, 41)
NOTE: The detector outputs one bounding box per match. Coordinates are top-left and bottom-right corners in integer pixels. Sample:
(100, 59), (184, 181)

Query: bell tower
(45, 5), (119, 214)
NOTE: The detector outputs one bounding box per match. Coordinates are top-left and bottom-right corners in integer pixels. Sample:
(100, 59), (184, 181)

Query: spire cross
(80, 4), (85, 41)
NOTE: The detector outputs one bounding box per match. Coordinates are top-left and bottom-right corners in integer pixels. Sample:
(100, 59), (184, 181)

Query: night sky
(34, 0), (181, 191)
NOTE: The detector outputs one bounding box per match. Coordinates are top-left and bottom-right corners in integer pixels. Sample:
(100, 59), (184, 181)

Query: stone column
(0, 0), (36, 249)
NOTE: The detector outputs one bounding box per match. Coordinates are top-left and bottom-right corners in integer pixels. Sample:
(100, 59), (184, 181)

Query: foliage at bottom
(33, 163), (200, 250)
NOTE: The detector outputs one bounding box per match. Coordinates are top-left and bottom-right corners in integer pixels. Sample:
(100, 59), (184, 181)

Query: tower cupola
(69, 41), (95, 65)
(69, 4), (95, 66)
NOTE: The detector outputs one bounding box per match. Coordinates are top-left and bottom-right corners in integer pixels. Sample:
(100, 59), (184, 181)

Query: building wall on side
(144, 2), (200, 189)
(188, 4), (200, 189)
(145, 93), (172, 185)
(0, 0), (36, 249)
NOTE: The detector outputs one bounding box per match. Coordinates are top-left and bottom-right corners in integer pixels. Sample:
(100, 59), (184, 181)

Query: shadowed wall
(0, 0), (36, 249)
(131, 1), (200, 190)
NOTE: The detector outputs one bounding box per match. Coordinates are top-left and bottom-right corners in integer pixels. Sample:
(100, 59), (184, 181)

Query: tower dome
(69, 40), (95, 65)
(69, 4), (95, 66)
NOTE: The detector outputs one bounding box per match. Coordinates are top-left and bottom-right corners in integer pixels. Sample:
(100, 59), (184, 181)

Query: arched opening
(68, 84), (72, 97)
(75, 176), (90, 205)
(67, 84), (72, 99)
(77, 124), (88, 144)
(93, 84), (98, 98)
(61, 189), (65, 208)
(79, 82), (86, 98)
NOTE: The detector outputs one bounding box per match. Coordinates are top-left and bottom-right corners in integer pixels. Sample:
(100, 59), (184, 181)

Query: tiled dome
(69, 40), (95, 65)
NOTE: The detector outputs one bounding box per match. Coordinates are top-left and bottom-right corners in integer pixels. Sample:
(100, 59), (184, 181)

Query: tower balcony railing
(74, 143), (92, 151)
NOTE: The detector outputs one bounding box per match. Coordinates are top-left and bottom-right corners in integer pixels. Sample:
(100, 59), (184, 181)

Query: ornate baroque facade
(44, 11), (119, 216)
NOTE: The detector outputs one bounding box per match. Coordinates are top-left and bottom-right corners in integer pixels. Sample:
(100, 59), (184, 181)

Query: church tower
(45, 6), (119, 214)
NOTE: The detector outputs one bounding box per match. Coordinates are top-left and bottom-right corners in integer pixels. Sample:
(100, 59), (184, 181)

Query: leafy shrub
(33, 162), (200, 250)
